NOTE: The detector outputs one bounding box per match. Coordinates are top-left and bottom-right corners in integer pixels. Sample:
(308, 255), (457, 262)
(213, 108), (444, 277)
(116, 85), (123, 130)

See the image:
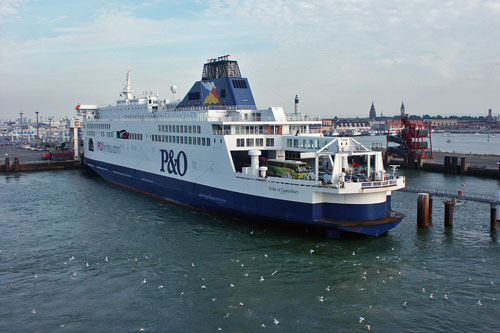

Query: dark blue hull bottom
(85, 158), (404, 237)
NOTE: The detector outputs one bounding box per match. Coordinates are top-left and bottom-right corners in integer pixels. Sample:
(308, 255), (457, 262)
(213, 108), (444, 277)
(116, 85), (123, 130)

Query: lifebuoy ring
(341, 147), (345, 152)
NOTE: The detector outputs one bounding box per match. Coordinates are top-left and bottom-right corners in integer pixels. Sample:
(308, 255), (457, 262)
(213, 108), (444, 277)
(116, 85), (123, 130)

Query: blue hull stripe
(85, 158), (403, 236)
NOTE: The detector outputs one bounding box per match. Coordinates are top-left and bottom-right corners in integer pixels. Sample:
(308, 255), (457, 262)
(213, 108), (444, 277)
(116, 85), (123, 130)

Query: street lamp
(35, 111), (39, 148)
(49, 116), (53, 150)
(19, 112), (23, 143)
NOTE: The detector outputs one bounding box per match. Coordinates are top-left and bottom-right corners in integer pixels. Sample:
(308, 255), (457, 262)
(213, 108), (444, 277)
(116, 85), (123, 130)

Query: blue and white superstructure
(76, 56), (406, 238)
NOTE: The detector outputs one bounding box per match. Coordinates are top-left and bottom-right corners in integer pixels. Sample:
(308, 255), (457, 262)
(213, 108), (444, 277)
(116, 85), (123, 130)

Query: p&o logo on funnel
(201, 82), (219, 105)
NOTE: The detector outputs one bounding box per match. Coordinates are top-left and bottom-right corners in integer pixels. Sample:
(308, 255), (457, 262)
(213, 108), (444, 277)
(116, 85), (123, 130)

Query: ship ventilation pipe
(248, 150), (261, 176)
(259, 166), (268, 178)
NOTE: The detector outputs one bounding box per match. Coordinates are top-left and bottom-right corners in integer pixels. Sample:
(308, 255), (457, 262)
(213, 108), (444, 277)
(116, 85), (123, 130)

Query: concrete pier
(388, 152), (499, 179)
(1, 146), (81, 173)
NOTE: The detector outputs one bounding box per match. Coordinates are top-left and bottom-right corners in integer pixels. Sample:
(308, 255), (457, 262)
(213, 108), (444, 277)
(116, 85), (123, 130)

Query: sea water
(0, 169), (498, 332)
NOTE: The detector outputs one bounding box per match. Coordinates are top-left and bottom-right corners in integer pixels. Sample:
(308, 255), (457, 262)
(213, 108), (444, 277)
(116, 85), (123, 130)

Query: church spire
(369, 101), (376, 121)
(400, 101), (405, 117)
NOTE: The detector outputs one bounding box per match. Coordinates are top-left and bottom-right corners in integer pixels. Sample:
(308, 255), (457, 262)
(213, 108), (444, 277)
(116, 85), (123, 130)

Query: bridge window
(266, 138), (274, 147)
(256, 138), (263, 147)
(237, 138), (245, 147)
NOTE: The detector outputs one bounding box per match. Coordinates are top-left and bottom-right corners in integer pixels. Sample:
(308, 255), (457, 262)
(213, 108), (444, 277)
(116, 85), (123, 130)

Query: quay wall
(388, 152), (500, 179)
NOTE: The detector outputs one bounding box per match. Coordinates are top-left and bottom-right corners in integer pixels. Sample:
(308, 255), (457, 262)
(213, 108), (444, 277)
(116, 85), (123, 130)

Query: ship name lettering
(160, 149), (188, 176)
(268, 186), (298, 195)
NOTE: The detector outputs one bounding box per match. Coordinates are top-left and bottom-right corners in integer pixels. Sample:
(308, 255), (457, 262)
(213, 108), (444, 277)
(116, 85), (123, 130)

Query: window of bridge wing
(212, 124), (223, 135)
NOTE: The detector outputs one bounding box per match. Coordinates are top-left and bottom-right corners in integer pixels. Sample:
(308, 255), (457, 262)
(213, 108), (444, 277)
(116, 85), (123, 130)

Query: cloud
(0, 0), (499, 118)
(0, 0), (28, 23)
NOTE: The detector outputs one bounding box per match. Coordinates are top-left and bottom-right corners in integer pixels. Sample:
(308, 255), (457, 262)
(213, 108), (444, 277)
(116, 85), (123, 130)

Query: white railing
(402, 185), (498, 203)
(361, 179), (398, 188)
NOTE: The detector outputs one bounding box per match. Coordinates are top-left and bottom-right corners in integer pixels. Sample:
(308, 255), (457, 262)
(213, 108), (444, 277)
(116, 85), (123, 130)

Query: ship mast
(122, 70), (133, 100)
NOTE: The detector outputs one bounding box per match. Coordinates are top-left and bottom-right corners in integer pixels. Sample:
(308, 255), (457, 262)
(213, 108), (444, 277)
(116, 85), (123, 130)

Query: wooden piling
(417, 193), (430, 227)
(451, 156), (458, 174)
(444, 156), (450, 173)
(491, 202), (498, 231)
(460, 157), (466, 174)
(13, 157), (20, 172)
(4, 157), (10, 172)
(428, 195), (433, 219)
(444, 200), (455, 227)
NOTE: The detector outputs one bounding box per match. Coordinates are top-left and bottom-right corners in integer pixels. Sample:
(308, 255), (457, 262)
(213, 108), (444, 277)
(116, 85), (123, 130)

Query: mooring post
(417, 193), (430, 227)
(428, 195), (433, 219)
(4, 156), (10, 172)
(13, 157), (20, 172)
(497, 190), (500, 221)
(460, 157), (466, 174)
(444, 199), (455, 227)
(451, 156), (458, 174)
(491, 202), (498, 231)
(444, 156), (450, 174)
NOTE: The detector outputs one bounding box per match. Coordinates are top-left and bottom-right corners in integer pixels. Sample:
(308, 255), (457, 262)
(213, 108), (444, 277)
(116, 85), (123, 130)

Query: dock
(0, 146), (82, 173)
(387, 151), (500, 178)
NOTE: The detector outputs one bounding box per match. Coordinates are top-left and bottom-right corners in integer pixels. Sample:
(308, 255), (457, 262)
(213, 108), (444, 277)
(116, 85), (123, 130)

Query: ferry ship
(76, 56), (405, 238)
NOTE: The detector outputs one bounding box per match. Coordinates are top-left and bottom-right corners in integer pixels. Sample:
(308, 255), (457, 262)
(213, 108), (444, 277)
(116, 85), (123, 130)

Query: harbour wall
(387, 151), (500, 178)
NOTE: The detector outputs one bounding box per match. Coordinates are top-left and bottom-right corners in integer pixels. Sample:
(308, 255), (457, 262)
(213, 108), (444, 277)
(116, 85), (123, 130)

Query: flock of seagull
(4, 230), (493, 332)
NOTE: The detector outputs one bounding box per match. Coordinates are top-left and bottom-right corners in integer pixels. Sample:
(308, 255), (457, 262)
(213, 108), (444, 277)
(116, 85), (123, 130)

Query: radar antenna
(170, 85), (177, 100)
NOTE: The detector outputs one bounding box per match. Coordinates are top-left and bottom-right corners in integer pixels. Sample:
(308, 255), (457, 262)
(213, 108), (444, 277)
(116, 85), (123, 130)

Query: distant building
(431, 119), (458, 129)
(335, 119), (370, 135)
(369, 102), (376, 121)
(387, 120), (403, 131)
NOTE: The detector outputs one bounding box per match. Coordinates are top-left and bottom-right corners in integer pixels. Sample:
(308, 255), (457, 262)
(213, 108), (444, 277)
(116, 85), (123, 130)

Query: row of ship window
(86, 131), (142, 140)
(152, 134), (211, 146)
(212, 125), (283, 135)
(287, 138), (329, 149)
(158, 124), (202, 134)
(87, 123), (110, 130)
(236, 138), (274, 147)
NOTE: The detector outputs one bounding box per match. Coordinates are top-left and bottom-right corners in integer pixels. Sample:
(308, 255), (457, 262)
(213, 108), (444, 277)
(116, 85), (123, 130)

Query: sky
(1, 0), (499, 121)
